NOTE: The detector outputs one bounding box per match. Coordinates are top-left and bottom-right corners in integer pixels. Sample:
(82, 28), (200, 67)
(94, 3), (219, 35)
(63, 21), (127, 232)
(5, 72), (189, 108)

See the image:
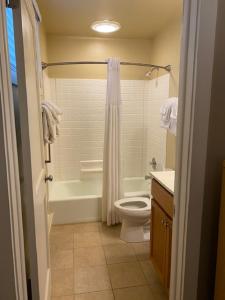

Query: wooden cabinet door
(151, 199), (173, 290)
(165, 216), (173, 289)
(151, 199), (167, 282)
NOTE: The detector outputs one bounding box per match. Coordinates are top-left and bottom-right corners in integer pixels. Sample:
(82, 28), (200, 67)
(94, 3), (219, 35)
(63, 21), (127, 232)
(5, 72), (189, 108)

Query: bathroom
(37, 0), (181, 296)
(4, 0), (181, 299)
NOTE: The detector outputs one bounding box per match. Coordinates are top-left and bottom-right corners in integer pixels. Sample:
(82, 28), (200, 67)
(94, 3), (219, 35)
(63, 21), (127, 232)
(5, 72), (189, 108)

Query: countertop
(150, 170), (175, 195)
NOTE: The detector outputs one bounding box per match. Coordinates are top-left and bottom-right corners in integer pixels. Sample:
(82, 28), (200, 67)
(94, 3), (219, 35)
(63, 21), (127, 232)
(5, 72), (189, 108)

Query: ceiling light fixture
(91, 20), (121, 33)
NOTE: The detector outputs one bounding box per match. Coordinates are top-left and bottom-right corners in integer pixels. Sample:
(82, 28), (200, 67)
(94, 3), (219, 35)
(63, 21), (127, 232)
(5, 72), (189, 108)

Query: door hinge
(6, 0), (18, 9)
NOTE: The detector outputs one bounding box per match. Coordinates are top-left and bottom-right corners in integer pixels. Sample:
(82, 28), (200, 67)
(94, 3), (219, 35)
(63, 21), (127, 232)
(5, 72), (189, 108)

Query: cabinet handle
(161, 219), (165, 225)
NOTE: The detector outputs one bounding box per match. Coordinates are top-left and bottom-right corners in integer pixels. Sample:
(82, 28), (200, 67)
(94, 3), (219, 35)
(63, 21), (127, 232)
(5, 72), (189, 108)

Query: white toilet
(114, 197), (151, 242)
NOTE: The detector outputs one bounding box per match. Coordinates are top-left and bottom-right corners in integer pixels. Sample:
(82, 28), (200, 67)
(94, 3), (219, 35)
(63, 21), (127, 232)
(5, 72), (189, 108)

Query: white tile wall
(144, 74), (170, 173)
(47, 76), (169, 181)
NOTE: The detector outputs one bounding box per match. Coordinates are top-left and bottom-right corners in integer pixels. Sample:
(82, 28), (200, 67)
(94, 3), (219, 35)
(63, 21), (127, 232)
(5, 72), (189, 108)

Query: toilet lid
(114, 197), (151, 211)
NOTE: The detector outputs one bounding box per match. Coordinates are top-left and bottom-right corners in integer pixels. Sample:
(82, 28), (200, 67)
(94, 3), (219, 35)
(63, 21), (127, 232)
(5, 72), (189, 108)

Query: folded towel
(41, 101), (62, 144)
(160, 97), (178, 135)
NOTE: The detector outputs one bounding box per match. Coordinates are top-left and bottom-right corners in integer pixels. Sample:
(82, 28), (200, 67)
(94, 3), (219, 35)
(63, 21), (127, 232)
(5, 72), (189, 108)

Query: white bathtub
(49, 177), (150, 224)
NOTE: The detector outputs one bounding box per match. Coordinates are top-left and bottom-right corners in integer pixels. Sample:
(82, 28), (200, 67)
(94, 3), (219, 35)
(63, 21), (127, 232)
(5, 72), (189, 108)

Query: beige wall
(38, 19), (181, 170)
(151, 19), (182, 169)
(46, 35), (152, 80)
(39, 23), (48, 62)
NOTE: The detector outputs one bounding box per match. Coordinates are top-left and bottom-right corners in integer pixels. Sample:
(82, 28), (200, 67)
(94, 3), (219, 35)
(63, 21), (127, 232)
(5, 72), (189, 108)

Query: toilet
(114, 197), (151, 242)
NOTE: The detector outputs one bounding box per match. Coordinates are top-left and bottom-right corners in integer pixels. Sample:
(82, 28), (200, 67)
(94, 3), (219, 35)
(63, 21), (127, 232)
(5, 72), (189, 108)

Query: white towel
(41, 101), (62, 144)
(160, 97), (178, 135)
(169, 98), (178, 135)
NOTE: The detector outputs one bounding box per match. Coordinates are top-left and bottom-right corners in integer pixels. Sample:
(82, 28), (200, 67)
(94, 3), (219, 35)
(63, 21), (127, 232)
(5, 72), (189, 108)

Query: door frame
(0, 0), (223, 299)
(171, 0), (222, 299)
(0, 1), (27, 299)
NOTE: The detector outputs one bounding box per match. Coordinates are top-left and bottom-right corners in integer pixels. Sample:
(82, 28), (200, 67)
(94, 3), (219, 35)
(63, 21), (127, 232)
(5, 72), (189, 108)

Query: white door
(12, 0), (50, 299)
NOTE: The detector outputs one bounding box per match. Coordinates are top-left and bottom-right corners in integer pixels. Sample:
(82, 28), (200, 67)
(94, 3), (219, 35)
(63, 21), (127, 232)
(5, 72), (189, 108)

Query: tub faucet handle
(45, 175), (53, 182)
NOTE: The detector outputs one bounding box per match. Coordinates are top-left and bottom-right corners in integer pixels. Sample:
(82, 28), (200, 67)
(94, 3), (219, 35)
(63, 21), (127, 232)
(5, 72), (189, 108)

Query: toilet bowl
(114, 197), (151, 242)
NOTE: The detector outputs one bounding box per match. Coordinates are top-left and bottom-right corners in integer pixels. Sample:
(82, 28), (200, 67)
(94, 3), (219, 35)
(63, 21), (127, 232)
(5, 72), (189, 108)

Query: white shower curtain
(102, 58), (123, 226)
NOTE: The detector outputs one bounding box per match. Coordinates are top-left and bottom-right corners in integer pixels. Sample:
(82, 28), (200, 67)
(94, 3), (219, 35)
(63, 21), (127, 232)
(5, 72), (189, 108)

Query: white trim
(44, 269), (51, 300)
(32, 0), (41, 21)
(170, 0), (219, 299)
(0, 1), (27, 299)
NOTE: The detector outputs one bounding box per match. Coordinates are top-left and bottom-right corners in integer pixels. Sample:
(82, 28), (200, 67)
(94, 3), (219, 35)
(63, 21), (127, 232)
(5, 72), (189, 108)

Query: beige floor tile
(139, 260), (162, 286)
(51, 224), (76, 233)
(52, 296), (74, 300)
(74, 290), (114, 300)
(74, 265), (111, 294)
(151, 283), (168, 300)
(103, 244), (136, 264)
(75, 232), (102, 248)
(108, 261), (147, 289)
(99, 223), (121, 233)
(51, 249), (73, 270)
(131, 242), (150, 261)
(100, 230), (124, 246)
(114, 285), (155, 300)
(52, 268), (74, 297)
(50, 231), (74, 251)
(73, 222), (100, 233)
(74, 246), (106, 268)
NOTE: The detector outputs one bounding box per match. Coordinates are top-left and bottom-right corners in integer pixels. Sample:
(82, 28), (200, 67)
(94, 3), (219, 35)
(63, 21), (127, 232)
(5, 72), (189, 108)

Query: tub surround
(150, 170), (175, 194)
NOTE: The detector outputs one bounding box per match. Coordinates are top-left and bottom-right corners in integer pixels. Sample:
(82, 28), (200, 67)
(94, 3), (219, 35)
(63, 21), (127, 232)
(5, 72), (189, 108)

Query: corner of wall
(150, 17), (182, 170)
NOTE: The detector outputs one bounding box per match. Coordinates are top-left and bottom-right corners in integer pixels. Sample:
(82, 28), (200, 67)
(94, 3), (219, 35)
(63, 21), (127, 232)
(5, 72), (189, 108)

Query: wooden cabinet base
(150, 179), (173, 291)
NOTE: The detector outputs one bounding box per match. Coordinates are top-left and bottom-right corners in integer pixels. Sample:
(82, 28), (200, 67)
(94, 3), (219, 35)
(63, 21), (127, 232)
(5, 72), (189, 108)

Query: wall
(151, 19), (181, 169)
(46, 35), (152, 80)
(39, 23), (48, 63)
(144, 74), (170, 172)
(39, 22), (181, 173)
(48, 75), (169, 182)
(50, 79), (146, 180)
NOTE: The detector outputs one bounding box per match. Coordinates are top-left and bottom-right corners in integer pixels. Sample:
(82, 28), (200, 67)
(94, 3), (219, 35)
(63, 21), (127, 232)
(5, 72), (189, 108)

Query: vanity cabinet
(150, 179), (173, 290)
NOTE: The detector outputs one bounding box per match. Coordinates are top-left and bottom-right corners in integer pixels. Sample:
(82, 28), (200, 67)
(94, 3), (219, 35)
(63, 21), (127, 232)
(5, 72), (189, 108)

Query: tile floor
(50, 222), (168, 300)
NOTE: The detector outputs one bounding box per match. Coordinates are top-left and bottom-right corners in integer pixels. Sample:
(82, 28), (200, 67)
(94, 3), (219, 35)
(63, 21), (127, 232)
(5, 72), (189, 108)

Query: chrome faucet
(150, 157), (157, 168)
(145, 174), (152, 180)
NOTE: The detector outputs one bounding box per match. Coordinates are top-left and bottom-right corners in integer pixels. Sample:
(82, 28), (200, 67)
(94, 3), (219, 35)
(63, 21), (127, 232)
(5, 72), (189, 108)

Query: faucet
(150, 158), (157, 169)
(145, 174), (152, 180)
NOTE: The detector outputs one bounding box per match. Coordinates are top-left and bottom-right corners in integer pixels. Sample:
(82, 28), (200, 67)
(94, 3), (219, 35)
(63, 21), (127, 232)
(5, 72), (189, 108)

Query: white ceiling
(37, 0), (182, 39)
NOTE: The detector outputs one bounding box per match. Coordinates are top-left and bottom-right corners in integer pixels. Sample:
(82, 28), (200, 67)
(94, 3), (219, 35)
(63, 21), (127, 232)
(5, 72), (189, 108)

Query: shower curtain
(102, 58), (122, 226)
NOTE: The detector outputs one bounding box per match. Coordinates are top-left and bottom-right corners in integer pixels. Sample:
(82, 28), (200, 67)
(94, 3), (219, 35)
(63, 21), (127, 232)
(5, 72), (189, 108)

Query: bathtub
(49, 177), (150, 224)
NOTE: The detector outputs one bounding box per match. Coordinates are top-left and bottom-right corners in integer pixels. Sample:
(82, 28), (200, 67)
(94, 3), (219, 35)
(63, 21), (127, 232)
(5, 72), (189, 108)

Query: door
(0, 2), (27, 299)
(151, 200), (167, 282)
(214, 161), (225, 300)
(12, 0), (50, 299)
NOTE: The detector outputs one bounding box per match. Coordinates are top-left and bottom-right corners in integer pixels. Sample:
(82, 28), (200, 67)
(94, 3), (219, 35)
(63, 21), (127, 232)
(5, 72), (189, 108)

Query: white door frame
(0, 1), (27, 299)
(171, 0), (221, 299)
(0, 0), (223, 299)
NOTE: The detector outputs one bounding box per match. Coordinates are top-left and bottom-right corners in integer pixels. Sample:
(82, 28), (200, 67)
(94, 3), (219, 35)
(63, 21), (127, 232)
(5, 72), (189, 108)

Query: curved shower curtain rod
(41, 60), (171, 72)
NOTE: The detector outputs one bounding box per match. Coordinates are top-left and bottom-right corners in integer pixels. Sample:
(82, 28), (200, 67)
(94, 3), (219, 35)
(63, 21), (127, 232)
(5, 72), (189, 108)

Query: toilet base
(120, 219), (150, 242)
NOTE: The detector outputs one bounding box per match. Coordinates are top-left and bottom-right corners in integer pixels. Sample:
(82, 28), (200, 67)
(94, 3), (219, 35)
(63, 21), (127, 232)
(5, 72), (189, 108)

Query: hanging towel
(41, 101), (62, 144)
(160, 97), (178, 135)
(169, 98), (178, 135)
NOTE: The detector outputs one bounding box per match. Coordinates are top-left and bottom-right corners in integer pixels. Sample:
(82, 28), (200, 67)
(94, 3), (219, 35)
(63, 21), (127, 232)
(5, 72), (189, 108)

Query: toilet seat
(114, 197), (151, 212)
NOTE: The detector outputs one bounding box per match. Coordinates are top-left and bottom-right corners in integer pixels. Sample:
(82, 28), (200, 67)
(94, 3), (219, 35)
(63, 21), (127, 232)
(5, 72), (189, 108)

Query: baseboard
(44, 268), (51, 300)
(48, 213), (54, 234)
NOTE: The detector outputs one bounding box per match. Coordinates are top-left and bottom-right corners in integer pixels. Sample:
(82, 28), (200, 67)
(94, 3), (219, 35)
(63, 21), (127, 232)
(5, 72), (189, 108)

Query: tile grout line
(101, 231), (115, 300)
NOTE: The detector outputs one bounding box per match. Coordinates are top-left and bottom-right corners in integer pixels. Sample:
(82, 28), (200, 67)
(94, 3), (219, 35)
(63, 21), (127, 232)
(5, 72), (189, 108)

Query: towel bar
(45, 143), (51, 164)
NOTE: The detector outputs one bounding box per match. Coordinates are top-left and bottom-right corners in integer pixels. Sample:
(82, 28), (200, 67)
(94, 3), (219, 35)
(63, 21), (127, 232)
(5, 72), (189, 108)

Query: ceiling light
(91, 20), (121, 33)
